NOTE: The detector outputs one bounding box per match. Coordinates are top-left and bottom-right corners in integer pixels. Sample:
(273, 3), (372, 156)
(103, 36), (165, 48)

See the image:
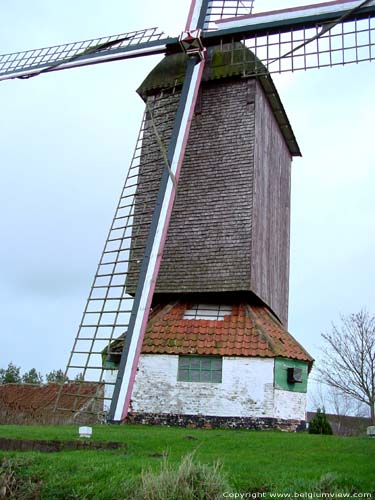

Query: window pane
(178, 369), (189, 381)
(201, 358), (211, 370)
(183, 304), (232, 320)
(190, 358), (200, 369)
(200, 370), (211, 382)
(177, 356), (222, 383)
(179, 357), (190, 369)
(211, 358), (222, 370)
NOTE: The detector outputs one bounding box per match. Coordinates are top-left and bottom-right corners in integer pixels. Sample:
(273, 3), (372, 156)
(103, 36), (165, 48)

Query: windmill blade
(108, 57), (205, 422)
(212, 0), (375, 36)
(0, 1), (261, 83)
(55, 0), (209, 423)
(0, 27), (174, 82)
(203, 0), (255, 30)
(55, 56), (205, 421)
(203, 0), (375, 74)
(105, 0), (210, 424)
(54, 109), (153, 420)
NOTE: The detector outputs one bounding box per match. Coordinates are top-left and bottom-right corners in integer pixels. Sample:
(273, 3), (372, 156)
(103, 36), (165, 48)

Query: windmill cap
(137, 44), (301, 157)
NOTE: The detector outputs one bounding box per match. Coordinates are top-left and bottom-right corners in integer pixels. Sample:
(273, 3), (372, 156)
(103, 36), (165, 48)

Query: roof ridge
(244, 303), (279, 355)
(147, 301), (179, 330)
(261, 306), (314, 368)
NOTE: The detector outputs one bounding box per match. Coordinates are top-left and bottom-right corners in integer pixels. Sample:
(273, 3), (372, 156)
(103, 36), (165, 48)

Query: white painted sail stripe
(186, 0), (205, 31)
(113, 60), (204, 422)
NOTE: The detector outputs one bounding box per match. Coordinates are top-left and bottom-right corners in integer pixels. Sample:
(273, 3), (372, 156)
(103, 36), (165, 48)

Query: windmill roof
(108, 302), (313, 369)
(137, 44), (301, 156)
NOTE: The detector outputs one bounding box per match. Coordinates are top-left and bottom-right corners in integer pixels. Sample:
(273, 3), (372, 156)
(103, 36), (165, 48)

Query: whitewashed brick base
(105, 354), (306, 421)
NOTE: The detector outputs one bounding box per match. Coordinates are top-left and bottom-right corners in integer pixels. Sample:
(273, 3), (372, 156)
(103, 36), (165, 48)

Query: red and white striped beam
(185, 0), (208, 31)
(110, 56), (205, 422)
(109, 0), (208, 423)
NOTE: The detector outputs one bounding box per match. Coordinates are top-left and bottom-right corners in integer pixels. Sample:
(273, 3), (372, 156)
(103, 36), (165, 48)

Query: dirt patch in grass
(0, 437), (126, 453)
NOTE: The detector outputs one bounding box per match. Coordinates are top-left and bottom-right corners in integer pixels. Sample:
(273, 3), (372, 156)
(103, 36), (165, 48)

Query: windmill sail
(54, 111), (149, 421)
(0, 28), (171, 81)
(1, 0), (374, 82)
(205, 0), (375, 74)
(203, 0), (255, 30)
(55, 0), (209, 422)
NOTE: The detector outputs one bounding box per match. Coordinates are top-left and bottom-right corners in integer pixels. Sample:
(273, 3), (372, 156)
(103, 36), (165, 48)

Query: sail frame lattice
(208, 14), (375, 75)
(204, 0), (255, 30)
(0, 27), (167, 80)
(55, 92), (177, 420)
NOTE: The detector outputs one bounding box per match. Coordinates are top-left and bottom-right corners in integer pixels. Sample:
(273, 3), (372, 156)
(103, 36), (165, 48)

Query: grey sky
(1, 0), (374, 389)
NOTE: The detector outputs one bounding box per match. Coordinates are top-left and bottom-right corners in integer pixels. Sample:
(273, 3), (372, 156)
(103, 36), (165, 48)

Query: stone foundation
(127, 412), (306, 432)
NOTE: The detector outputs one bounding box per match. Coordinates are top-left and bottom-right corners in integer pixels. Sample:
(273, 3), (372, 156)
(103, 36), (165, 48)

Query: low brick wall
(127, 413), (306, 432)
(0, 384), (103, 426)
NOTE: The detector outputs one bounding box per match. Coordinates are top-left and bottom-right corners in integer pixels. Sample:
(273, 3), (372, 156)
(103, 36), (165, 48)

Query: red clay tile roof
(137, 302), (313, 367)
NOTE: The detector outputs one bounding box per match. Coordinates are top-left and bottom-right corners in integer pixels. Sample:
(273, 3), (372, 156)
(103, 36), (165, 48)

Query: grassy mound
(0, 425), (374, 499)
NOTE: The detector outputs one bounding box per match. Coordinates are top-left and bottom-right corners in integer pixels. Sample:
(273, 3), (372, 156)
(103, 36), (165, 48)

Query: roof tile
(112, 301), (313, 367)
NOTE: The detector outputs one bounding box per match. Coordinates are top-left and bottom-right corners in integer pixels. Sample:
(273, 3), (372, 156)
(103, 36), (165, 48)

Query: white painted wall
(274, 389), (306, 421)
(105, 354), (307, 420)
(131, 354), (275, 417)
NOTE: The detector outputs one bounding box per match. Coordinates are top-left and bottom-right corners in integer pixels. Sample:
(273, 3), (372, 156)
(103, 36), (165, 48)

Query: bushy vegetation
(130, 452), (229, 500)
(309, 408), (333, 435)
(0, 363), (22, 384)
(0, 363), (79, 385)
(0, 458), (41, 499)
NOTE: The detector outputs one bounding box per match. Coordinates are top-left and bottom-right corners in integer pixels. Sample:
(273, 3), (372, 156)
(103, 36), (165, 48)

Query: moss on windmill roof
(137, 44), (266, 93)
(137, 44), (301, 157)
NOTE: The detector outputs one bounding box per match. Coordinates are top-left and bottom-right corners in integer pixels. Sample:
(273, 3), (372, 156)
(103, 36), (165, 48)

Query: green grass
(0, 424), (374, 499)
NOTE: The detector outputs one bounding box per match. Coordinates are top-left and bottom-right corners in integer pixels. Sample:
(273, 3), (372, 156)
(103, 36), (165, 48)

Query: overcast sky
(1, 0), (374, 401)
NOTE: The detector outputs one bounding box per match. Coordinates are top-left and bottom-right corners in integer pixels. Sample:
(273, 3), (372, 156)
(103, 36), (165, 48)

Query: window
(183, 304), (232, 321)
(178, 356), (222, 383)
(287, 367), (303, 384)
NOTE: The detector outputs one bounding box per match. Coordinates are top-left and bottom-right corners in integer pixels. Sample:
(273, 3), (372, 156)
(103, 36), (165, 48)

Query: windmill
(1, 0), (374, 425)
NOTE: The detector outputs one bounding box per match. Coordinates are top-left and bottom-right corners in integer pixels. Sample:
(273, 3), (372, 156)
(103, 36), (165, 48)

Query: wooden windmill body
(1, 0), (374, 425)
(130, 46), (297, 327)
(105, 45), (313, 430)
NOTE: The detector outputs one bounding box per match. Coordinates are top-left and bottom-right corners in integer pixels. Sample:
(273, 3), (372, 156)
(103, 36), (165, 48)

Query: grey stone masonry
(127, 412), (306, 432)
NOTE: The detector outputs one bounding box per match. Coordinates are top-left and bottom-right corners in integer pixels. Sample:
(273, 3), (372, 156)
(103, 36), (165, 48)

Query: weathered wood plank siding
(251, 81), (292, 326)
(155, 78), (255, 292)
(127, 60), (293, 326)
(127, 78), (256, 294)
